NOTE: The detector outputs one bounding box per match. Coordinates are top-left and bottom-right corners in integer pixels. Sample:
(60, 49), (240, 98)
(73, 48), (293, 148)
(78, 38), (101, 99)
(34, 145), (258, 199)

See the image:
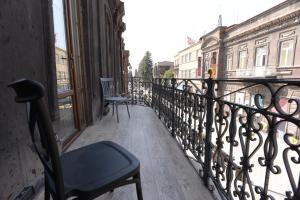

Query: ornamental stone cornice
(224, 10), (300, 47)
(226, 0), (300, 33)
(201, 43), (221, 53)
(113, 1), (125, 33)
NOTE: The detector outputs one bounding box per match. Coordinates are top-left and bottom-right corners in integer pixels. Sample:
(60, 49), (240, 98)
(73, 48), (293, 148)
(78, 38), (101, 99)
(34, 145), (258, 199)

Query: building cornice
(200, 26), (223, 40)
(226, 0), (300, 33)
(202, 43), (221, 52)
(224, 10), (300, 46)
(177, 41), (202, 54)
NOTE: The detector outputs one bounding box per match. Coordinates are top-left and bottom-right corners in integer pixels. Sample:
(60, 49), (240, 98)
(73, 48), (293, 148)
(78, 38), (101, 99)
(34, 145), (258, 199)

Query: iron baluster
(203, 77), (214, 187)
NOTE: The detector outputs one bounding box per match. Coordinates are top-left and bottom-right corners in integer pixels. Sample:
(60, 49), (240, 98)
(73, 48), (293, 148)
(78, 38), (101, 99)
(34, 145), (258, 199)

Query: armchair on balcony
(100, 78), (130, 122)
(8, 79), (143, 200)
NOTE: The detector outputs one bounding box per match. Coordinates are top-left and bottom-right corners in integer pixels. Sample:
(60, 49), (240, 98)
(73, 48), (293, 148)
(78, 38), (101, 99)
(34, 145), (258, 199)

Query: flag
(187, 36), (195, 46)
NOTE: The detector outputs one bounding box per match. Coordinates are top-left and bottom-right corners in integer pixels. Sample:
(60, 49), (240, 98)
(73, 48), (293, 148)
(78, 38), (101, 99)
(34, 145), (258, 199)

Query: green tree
(138, 51), (153, 82)
(162, 69), (174, 78)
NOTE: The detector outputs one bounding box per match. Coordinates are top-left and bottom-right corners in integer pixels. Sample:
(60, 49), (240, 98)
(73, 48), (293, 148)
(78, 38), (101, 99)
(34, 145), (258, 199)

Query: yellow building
(55, 47), (71, 93)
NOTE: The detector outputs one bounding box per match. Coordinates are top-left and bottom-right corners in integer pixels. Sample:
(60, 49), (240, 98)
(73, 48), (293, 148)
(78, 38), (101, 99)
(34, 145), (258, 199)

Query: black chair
(100, 78), (130, 122)
(8, 79), (143, 200)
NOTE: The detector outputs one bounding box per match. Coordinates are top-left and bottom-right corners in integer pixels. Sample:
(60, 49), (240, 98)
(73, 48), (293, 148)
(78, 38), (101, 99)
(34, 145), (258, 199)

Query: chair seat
(60, 141), (140, 198)
(104, 96), (129, 102)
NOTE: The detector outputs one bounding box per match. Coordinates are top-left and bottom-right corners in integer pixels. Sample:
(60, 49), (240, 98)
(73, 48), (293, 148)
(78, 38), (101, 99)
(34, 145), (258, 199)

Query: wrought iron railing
(152, 79), (300, 200)
(128, 77), (152, 106)
(129, 77), (300, 200)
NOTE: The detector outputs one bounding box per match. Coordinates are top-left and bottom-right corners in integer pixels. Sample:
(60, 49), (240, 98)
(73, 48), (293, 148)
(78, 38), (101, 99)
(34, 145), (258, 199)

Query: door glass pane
(53, 0), (71, 94)
(56, 48), (71, 93)
(54, 96), (76, 141)
(53, 0), (77, 140)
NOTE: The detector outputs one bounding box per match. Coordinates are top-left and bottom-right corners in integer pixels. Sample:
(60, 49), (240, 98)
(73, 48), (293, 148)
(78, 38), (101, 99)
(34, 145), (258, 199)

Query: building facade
(174, 41), (202, 78)
(0, 0), (128, 199)
(174, 0), (300, 81)
(153, 61), (174, 78)
(173, 0), (300, 144)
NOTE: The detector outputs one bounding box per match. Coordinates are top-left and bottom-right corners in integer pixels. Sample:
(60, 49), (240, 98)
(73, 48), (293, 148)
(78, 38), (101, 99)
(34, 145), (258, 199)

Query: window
(204, 54), (209, 72)
(211, 52), (217, 64)
(197, 57), (202, 76)
(226, 54), (233, 70)
(238, 51), (247, 69)
(224, 90), (230, 101)
(181, 56), (184, 64)
(255, 46), (267, 67)
(188, 53), (192, 62)
(185, 54), (188, 63)
(279, 40), (294, 67)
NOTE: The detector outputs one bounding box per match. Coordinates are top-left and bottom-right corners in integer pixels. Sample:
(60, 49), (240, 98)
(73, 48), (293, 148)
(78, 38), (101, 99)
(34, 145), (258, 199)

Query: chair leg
(112, 103), (114, 116)
(45, 178), (50, 200)
(134, 172), (143, 200)
(116, 103), (119, 123)
(126, 102), (130, 118)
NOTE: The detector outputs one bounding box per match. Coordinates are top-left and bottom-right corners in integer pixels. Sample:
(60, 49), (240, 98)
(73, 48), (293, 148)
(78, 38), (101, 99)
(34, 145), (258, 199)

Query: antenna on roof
(218, 14), (222, 27)
(218, 4), (222, 27)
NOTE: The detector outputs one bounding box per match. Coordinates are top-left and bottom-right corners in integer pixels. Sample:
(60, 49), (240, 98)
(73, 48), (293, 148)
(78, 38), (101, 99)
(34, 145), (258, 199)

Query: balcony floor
(37, 105), (213, 200)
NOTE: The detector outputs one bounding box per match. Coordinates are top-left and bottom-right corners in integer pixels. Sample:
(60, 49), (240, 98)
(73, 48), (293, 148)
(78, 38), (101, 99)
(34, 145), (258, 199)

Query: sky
(53, 0), (67, 50)
(122, 0), (285, 71)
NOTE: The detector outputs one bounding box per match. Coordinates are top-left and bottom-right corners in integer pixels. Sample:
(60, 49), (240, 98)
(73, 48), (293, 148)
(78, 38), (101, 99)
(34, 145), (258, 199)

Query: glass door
(67, 0), (88, 128)
(53, 0), (78, 141)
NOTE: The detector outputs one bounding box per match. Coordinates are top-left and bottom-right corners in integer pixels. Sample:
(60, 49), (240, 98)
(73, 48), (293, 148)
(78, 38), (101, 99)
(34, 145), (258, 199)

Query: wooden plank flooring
(71, 105), (213, 200)
(36, 105), (214, 200)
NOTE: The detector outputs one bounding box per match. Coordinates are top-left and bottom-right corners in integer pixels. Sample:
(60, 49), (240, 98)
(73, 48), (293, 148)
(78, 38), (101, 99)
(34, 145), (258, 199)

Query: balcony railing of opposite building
(127, 76), (300, 200)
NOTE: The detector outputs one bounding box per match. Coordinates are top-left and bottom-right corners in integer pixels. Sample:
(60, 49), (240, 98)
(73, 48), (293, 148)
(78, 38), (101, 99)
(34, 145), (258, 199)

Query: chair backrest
(8, 79), (65, 199)
(100, 77), (115, 98)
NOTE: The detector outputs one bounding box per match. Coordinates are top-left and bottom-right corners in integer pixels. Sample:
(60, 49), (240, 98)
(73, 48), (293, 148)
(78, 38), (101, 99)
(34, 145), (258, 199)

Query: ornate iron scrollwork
(135, 77), (300, 200)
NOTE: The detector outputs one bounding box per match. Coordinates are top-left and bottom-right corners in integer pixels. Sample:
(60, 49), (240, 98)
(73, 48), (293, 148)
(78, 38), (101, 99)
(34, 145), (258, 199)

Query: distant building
(153, 61), (174, 78)
(55, 47), (71, 93)
(174, 0), (300, 80)
(174, 41), (202, 78)
(174, 0), (300, 144)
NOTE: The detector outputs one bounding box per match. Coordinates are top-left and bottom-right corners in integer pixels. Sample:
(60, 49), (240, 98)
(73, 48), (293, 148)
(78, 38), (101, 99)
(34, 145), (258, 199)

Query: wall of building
(200, 27), (225, 79)
(176, 42), (202, 78)
(174, 0), (300, 80)
(153, 61), (174, 78)
(0, 0), (126, 199)
(226, 0), (300, 39)
(81, 0), (126, 121)
(0, 0), (56, 199)
(224, 3), (300, 79)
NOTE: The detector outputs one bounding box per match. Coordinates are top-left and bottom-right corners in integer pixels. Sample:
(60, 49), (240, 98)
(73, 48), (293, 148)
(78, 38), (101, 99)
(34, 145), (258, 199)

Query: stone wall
(0, 0), (126, 198)
(0, 0), (56, 199)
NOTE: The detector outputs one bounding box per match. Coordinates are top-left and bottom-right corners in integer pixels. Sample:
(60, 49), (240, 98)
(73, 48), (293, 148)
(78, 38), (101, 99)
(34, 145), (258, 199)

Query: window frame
(277, 38), (296, 68)
(204, 53), (210, 73)
(226, 53), (233, 71)
(254, 45), (269, 68)
(238, 50), (248, 69)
